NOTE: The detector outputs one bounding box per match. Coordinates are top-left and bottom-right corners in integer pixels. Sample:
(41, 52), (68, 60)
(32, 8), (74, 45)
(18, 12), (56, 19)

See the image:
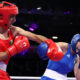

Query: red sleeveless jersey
(0, 29), (14, 64)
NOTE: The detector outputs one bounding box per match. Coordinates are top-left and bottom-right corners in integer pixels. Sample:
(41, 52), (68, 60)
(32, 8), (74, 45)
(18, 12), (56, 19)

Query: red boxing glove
(45, 39), (64, 61)
(6, 35), (30, 58)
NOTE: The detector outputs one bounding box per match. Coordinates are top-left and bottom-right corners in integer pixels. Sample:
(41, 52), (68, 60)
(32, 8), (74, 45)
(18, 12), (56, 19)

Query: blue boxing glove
(37, 42), (48, 60)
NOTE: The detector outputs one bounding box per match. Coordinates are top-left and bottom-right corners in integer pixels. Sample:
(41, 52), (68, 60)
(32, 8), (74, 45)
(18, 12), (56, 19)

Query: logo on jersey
(10, 40), (13, 45)
(67, 54), (70, 58)
(20, 42), (27, 48)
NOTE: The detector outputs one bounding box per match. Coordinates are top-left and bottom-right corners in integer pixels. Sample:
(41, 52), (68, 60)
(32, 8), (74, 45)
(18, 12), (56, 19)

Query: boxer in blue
(37, 34), (80, 80)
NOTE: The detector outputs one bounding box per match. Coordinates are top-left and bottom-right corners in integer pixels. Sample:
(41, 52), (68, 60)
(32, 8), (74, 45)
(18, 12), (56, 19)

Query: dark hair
(78, 39), (80, 42)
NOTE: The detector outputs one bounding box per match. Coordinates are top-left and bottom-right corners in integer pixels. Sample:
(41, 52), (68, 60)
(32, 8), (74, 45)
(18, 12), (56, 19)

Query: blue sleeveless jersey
(46, 44), (77, 75)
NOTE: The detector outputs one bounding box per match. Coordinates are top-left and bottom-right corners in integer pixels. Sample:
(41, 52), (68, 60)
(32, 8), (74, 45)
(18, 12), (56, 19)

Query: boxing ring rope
(10, 76), (76, 80)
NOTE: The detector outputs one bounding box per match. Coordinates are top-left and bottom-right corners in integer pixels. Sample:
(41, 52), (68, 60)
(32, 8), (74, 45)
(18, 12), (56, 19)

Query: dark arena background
(0, 0), (78, 80)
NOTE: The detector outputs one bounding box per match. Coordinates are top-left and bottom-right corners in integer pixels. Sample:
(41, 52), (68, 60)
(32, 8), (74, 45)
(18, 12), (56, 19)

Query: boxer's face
(9, 15), (16, 26)
(76, 41), (80, 53)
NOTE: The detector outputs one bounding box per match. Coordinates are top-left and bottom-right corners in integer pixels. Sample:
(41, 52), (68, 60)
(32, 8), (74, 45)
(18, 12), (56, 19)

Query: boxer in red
(0, 1), (48, 80)
(1, 1), (80, 80)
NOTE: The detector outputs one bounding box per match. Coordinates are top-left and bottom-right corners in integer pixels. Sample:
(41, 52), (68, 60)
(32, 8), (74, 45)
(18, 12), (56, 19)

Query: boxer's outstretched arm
(15, 26), (48, 44)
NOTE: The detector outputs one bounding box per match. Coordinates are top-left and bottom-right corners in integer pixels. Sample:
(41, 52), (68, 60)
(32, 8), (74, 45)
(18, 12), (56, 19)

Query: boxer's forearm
(20, 31), (48, 44)
(14, 26), (48, 44)
(28, 34), (48, 44)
